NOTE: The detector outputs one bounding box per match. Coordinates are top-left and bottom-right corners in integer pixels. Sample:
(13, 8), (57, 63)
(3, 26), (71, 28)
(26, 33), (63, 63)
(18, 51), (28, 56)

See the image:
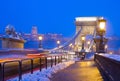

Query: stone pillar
(94, 36), (108, 53)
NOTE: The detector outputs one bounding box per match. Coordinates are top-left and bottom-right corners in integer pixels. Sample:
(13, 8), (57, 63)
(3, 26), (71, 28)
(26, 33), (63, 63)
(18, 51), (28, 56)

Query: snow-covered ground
(7, 60), (75, 81)
(99, 53), (120, 61)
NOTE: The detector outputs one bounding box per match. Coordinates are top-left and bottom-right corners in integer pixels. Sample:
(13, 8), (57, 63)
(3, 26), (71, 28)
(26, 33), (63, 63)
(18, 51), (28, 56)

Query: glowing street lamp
(57, 40), (60, 48)
(38, 36), (43, 48)
(87, 41), (90, 48)
(99, 22), (106, 30)
(81, 36), (85, 51)
(81, 36), (85, 42)
(39, 36), (43, 41)
(98, 19), (106, 35)
(94, 19), (108, 53)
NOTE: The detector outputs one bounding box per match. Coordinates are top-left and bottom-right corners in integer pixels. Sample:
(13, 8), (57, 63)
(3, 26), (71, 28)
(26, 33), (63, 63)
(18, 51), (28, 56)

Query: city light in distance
(57, 40), (60, 44)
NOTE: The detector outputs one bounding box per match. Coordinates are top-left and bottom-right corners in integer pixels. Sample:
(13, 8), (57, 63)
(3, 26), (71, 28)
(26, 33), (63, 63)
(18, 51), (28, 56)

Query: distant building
(0, 26), (70, 49)
(44, 33), (63, 40)
(0, 25), (25, 49)
(31, 26), (38, 35)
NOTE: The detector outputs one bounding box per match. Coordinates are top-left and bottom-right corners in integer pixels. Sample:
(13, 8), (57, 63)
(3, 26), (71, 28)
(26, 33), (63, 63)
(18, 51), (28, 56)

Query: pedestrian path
(51, 61), (104, 81)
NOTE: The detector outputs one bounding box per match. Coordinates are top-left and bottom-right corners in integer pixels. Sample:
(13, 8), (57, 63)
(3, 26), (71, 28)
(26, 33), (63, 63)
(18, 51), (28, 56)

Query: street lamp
(99, 19), (106, 53)
(81, 36), (85, 51)
(97, 19), (106, 36)
(87, 41), (90, 48)
(38, 36), (43, 48)
(57, 40), (60, 48)
(94, 19), (108, 53)
(80, 36), (86, 60)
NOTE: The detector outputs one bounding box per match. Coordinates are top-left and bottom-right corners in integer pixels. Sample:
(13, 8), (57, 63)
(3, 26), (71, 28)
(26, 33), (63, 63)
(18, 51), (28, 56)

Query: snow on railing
(99, 53), (120, 61)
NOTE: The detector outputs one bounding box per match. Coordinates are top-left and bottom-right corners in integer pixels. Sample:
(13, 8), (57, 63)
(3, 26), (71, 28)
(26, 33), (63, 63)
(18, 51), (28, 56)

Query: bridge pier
(94, 36), (108, 53)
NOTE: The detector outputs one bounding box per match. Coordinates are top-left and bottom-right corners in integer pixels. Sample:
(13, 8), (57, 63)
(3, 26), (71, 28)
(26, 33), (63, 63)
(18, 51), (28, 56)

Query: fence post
(61, 56), (62, 63)
(2, 63), (5, 81)
(2, 61), (22, 81)
(39, 58), (41, 71)
(55, 56), (56, 65)
(45, 57), (47, 69)
(66, 54), (68, 61)
(31, 59), (33, 74)
(0, 63), (3, 81)
(18, 61), (22, 81)
(51, 56), (53, 67)
(58, 56), (60, 63)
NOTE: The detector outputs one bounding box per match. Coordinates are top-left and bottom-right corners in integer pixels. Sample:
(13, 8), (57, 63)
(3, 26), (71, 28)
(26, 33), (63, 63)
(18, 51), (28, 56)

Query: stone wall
(2, 38), (25, 48)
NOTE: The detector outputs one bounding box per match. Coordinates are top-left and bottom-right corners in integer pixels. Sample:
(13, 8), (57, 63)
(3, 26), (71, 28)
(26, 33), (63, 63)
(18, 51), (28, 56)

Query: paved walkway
(51, 61), (104, 81)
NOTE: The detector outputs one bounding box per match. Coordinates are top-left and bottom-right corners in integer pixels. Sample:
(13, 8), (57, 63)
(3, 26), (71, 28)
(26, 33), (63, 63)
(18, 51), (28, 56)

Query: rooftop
(75, 17), (104, 21)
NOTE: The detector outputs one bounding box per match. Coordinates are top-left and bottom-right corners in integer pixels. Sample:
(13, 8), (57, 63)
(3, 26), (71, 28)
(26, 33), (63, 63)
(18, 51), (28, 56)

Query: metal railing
(1, 60), (22, 81)
(94, 54), (120, 81)
(0, 54), (68, 81)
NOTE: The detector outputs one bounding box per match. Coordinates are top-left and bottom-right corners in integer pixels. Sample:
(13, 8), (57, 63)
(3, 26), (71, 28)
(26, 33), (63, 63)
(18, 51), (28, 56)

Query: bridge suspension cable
(87, 29), (97, 52)
(51, 27), (83, 51)
(51, 27), (97, 52)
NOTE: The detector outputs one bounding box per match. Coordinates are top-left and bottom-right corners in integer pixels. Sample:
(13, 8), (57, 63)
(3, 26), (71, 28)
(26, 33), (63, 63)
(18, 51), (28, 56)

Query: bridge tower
(75, 17), (104, 51)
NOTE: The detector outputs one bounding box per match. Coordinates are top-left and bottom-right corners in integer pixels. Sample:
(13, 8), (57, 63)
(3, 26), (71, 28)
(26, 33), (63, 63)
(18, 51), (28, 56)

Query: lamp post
(57, 40), (60, 48)
(94, 19), (108, 53)
(87, 41), (90, 48)
(80, 36), (86, 60)
(81, 36), (85, 51)
(38, 36), (43, 49)
(98, 19), (106, 53)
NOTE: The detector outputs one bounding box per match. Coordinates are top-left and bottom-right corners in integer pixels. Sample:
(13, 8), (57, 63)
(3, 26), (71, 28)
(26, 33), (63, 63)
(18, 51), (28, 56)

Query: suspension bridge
(51, 17), (106, 54)
(0, 17), (119, 81)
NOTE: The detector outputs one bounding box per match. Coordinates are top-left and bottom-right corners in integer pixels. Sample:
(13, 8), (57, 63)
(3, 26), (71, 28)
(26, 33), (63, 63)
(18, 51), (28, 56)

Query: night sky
(0, 0), (120, 37)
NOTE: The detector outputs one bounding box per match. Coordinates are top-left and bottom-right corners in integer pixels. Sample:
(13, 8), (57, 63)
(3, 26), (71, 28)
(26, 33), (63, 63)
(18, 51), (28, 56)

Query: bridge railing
(0, 54), (69, 81)
(94, 54), (120, 81)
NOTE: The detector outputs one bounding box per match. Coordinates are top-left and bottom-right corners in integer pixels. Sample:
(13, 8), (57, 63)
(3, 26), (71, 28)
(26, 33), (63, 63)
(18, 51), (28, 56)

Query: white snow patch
(99, 53), (120, 61)
(7, 61), (75, 81)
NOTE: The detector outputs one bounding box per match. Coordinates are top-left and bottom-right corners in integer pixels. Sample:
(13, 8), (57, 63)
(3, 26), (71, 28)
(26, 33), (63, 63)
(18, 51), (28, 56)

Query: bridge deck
(51, 61), (105, 81)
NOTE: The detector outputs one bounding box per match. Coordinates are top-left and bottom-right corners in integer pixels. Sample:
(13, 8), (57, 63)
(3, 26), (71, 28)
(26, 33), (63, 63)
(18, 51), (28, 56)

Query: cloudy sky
(0, 0), (119, 37)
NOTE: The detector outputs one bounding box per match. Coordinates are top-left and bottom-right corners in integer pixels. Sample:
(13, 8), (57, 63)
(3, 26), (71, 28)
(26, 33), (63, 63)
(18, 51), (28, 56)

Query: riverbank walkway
(51, 61), (106, 81)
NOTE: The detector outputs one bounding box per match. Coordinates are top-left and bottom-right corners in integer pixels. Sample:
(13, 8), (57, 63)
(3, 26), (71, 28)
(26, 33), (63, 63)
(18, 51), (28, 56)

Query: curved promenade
(51, 61), (105, 81)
